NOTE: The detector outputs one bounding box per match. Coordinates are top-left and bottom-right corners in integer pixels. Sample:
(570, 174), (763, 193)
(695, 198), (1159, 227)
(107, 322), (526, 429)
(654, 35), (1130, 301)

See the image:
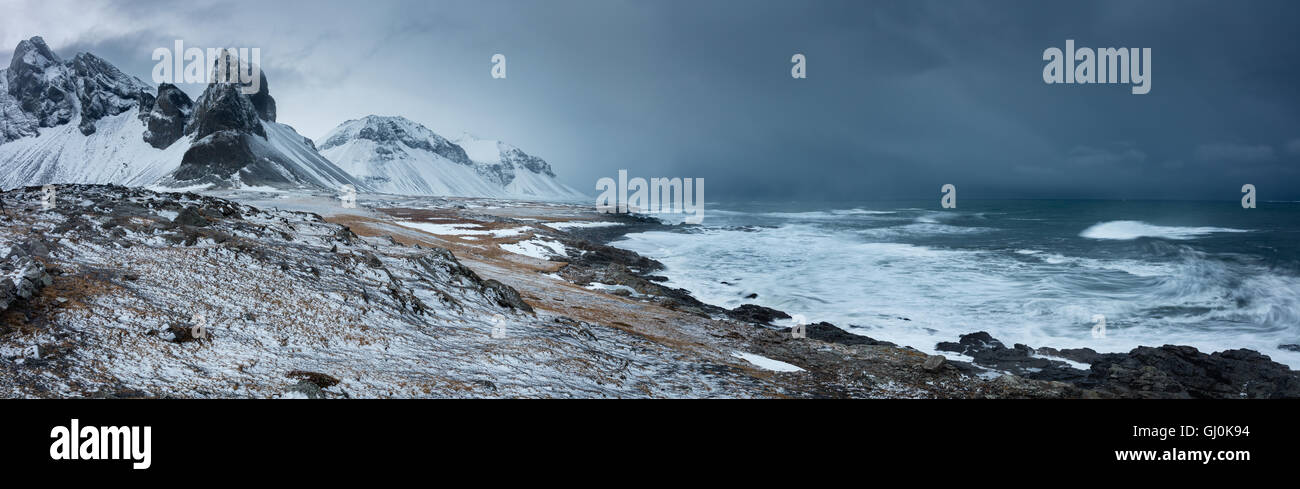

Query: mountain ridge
(319, 115), (586, 200)
(0, 37), (365, 192)
(0, 36), (584, 200)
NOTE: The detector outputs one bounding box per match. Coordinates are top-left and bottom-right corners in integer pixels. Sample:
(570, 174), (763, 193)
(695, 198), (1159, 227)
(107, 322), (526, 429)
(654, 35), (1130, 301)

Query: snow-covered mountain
(0, 36), (364, 192)
(453, 132), (588, 200)
(0, 37), (182, 187)
(319, 115), (586, 200)
(1, 36), (581, 199)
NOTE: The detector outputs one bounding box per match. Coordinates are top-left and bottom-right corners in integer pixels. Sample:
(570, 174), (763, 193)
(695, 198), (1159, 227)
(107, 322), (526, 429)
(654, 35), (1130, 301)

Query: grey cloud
(3, 0), (1300, 200)
(1195, 143), (1277, 163)
(1287, 139), (1300, 155)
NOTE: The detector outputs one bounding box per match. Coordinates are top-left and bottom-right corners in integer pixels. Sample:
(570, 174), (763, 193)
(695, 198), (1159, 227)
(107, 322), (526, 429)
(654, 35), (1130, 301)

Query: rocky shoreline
(2, 185), (1297, 398)
(557, 213), (1300, 399)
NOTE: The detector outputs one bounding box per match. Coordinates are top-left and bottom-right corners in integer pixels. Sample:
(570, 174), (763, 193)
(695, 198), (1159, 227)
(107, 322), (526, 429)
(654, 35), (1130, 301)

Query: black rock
(482, 278), (533, 313)
(784, 321), (894, 346)
(173, 206), (210, 227)
(726, 304), (790, 325)
(143, 83), (193, 149)
(5, 37), (75, 131)
(1, 244), (52, 311)
(1088, 345), (1300, 399)
(935, 331), (1005, 356)
(936, 332), (1089, 383)
(1034, 346), (1102, 364)
(184, 83), (264, 140)
(3, 38), (153, 141)
(69, 52), (153, 132)
(286, 370), (340, 389)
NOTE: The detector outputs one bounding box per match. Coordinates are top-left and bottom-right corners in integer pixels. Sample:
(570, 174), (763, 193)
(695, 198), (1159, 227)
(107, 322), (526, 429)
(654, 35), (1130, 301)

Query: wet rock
(727, 304), (790, 325)
(936, 332), (1089, 383)
(936, 331), (1005, 355)
(1034, 346), (1102, 364)
(922, 355), (946, 372)
(1088, 346), (1300, 399)
(782, 321), (894, 346)
(1279, 344), (1300, 353)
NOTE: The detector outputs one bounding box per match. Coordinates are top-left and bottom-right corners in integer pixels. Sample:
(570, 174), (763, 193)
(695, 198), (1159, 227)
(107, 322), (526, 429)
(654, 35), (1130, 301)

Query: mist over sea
(613, 200), (1300, 367)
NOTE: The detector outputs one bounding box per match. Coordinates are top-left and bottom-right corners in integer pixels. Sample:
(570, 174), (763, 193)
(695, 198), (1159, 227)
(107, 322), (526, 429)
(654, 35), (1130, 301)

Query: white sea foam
(613, 218), (1300, 368)
(1080, 220), (1249, 240)
(759, 208), (897, 219)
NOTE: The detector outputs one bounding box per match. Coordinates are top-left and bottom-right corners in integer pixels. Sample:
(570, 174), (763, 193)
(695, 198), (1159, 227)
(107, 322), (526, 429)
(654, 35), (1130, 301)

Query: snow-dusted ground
(0, 185), (782, 398)
(0, 186), (1081, 399)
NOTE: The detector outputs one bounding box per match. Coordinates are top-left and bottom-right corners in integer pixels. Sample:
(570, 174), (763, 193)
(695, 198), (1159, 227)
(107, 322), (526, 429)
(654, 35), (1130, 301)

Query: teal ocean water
(613, 200), (1300, 367)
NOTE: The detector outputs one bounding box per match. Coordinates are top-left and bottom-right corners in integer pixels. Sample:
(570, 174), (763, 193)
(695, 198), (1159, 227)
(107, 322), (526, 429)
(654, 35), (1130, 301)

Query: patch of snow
(731, 351), (805, 372)
(500, 238), (567, 259)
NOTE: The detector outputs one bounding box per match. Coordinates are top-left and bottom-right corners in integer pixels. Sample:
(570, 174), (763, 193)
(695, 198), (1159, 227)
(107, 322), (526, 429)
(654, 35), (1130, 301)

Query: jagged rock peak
(143, 83), (194, 149)
(206, 48), (275, 122)
(9, 36), (60, 71)
(3, 36), (154, 137)
(454, 132), (556, 178)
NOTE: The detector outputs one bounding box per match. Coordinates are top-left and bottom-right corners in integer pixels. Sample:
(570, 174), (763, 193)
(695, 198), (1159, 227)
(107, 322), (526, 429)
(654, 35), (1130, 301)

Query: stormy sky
(3, 0), (1299, 201)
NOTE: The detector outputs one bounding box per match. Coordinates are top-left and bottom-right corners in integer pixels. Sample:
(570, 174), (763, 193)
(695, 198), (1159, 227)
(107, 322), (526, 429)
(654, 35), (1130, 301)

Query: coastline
(2, 186), (1297, 398)
(347, 196), (1300, 398)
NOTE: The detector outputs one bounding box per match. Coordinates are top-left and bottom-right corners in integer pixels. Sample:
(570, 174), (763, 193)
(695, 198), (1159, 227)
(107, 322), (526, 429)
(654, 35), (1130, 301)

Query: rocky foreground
(2, 185), (1297, 398)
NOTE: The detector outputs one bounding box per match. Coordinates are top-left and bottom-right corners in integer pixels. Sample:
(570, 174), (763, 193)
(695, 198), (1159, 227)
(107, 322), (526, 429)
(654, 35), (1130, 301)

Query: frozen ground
(5, 185), (1251, 398)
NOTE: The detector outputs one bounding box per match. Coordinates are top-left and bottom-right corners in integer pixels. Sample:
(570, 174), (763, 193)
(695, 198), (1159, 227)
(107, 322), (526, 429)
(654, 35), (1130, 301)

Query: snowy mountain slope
(0, 36), (182, 188)
(453, 132), (588, 200)
(0, 37), (364, 192)
(319, 115), (586, 200)
(0, 108), (189, 188)
(253, 121), (371, 190)
(1, 37), (155, 141)
(156, 50), (368, 191)
(317, 115), (498, 196)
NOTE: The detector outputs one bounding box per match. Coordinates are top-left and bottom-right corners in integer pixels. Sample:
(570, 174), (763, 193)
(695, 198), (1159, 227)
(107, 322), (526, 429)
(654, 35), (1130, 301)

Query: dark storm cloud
(3, 0), (1298, 200)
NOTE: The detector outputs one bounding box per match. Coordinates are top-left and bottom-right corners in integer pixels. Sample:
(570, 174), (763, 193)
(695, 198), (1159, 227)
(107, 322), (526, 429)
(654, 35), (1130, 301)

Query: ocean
(611, 200), (1300, 368)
